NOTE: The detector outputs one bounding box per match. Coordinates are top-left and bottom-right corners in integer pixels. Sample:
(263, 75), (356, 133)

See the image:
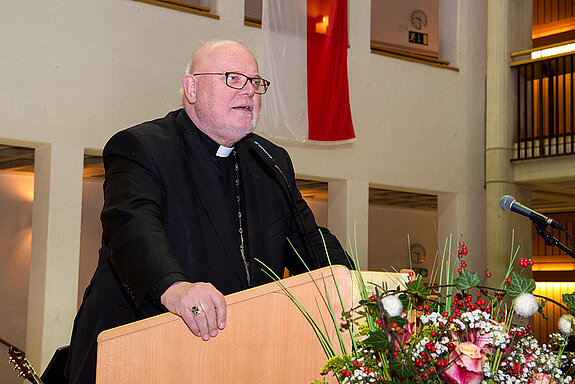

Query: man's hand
(160, 281), (227, 340)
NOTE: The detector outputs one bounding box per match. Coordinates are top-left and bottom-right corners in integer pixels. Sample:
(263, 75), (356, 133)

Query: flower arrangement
(309, 235), (575, 384)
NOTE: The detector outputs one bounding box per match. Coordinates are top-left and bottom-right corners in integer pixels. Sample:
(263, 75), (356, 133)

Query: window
(134, 0), (218, 18)
(245, 0), (262, 27)
(370, 0), (456, 69)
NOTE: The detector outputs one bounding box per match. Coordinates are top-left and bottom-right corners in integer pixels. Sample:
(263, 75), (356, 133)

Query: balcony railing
(511, 48), (575, 160)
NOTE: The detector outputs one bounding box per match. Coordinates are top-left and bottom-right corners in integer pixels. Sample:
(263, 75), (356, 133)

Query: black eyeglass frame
(192, 72), (271, 94)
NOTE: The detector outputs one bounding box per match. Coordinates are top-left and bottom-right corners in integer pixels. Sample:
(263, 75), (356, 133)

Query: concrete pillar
(437, 193), (458, 259)
(27, 143), (84, 371)
(485, 0), (533, 284)
(328, 180), (369, 270)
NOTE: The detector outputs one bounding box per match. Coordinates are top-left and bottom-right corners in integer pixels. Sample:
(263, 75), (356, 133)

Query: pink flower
(441, 341), (486, 384)
(533, 373), (551, 384)
(394, 322), (415, 348)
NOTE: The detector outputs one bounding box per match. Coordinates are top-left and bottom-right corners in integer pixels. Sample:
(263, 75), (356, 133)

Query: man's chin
(226, 125), (256, 144)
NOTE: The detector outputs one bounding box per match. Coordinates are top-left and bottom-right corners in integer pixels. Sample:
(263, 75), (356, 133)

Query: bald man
(65, 40), (350, 383)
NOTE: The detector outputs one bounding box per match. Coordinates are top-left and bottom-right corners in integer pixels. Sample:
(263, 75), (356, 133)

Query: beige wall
(306, 200), (439, 274)
(79, 179), (104, 306)
(0, 173), (33, 384)
(369, 206), (438, 275)
(0, 0), (492, 377)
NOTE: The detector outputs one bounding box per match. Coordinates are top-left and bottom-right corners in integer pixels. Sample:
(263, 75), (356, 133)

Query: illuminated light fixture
(535, 282), (575, 288)
(532, 262), (575, 272)
(531, 42), (575, 60)
(315, 16), (329, 34)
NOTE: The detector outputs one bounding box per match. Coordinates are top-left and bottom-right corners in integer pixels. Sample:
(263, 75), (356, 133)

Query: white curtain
(257, 0), (309, 141)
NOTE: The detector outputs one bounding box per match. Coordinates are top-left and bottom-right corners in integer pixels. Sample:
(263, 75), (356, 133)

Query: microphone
(499, 195), (564, 230)
(250, 139), (280, 172)
(248, 138), (320, 268)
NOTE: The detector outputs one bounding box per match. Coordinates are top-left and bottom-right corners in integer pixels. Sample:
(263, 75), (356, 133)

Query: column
(27, 143), (84, 371)
(437, 193), (458, 259)
(327, 180), (369, 270)
(485, 0), (533, 283)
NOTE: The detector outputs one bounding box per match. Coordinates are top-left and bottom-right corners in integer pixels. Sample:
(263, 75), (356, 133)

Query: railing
(511, 48), (575, 160)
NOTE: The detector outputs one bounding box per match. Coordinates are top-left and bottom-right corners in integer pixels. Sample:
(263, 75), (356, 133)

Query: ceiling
(2, 144), (575, 212)
(296, 179), (437, 210)
(0, 145), (35, 173)
(0, 145), (105, 179)
(531, 181), (575, 213)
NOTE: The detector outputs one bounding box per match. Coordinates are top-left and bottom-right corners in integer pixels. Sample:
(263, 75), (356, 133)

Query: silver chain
(233, 151), (250, 286)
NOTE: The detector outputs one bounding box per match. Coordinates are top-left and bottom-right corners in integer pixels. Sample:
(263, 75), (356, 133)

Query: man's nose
(240, 81), (257, 96)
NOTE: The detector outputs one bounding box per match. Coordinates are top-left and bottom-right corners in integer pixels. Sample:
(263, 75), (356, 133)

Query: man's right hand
(160, 281), (227, 341)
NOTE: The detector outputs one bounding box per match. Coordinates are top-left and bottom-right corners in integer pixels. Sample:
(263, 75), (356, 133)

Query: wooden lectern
(96, 266), (353, 383)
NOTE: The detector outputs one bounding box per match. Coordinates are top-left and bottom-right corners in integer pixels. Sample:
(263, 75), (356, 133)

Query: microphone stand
(533, 220), (575, 259)
(273, 164), (320, 270)
(248, 140), (320, 269)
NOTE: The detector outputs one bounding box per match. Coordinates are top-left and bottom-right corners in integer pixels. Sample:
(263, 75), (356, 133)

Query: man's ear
(182, 74), (197, 104)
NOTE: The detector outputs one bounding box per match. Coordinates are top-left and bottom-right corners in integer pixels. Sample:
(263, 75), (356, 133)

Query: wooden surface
(96, 265), (353, 384)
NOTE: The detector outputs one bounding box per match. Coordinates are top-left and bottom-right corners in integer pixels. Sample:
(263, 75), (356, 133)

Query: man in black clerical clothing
(65, 40), (350, 383)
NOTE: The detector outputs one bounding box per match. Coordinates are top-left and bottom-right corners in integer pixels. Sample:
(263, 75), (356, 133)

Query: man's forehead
(194, 42), (258, 71)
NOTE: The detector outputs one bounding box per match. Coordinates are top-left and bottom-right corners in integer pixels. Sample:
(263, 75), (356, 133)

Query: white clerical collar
(216, 145), (234, 157)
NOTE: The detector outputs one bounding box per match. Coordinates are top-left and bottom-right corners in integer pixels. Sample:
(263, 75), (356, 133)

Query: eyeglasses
(193, 72), (271, 94)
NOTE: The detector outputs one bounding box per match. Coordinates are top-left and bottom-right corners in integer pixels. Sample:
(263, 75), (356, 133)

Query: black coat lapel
(177, 114), (250, 287)
(236, 140), (266, 278)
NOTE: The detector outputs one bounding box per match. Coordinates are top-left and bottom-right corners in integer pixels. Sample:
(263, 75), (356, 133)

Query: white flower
(420, 311), (446, 326)
(558, 314), (574, 336)
(513, 293), (539, 317)
(381, 295), (403, 317)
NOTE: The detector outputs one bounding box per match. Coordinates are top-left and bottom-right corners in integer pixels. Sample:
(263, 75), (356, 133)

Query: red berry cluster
(519, 258), (534, 268)
(457, 241), (468, 273)
(413, 353), (438, 380)
(417, 305), (432, 316)
(340, 368), (350, 377)
(449, 292), (492, 317)
(509, 324), (533, 338)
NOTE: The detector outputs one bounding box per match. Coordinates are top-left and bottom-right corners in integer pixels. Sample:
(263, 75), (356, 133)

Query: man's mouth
(233, 105), (253, 112)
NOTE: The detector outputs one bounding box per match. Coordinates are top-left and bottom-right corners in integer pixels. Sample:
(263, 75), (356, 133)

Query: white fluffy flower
(381, 295), (403, 317)
(513, 293), (539, 317)
(558, 314), (574, 336)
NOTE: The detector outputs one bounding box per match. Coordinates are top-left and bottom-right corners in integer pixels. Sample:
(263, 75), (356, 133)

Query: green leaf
(389, 358), (416, 379)
(563, 291), (575, 313)
(429, 298), (444, 313)
(360, 301), (379, 313)
(506, 272), (536, 298)
(406, 276), (429, 298)
(453, 269), (480, 290)
(398, 293), (409, 309)
(363, 330), (392, 351)
(389, 315), (408, 327)
(537, 299), (548, 320)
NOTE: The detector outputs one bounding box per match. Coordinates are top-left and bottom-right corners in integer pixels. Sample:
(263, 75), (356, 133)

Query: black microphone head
(249, 138), (276, 163)
(499, 195), (515, 211)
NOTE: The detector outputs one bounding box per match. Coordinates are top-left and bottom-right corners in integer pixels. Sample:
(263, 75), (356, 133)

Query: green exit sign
(409, 31), (428, 46)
